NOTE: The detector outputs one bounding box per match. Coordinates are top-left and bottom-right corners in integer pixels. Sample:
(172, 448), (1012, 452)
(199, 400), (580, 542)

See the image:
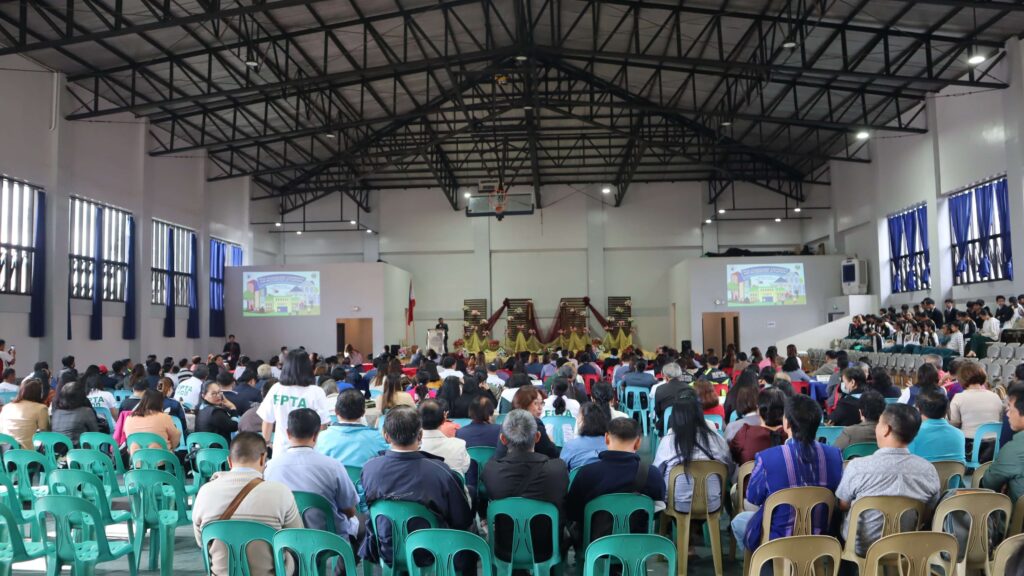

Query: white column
(585, 194), (606, 308)
(925, 97), (950, 303)
(1002, 37), (1024, 296)
(42, 72), (70, 365)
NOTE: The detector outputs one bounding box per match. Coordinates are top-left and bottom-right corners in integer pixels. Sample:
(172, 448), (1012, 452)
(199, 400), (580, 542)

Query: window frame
(0, 176), (39, 296)
(888, 205), (931, 294)
(949, 179), (1011, 286)
(151, 219), (194, 307)
(68, 196), (132, 302)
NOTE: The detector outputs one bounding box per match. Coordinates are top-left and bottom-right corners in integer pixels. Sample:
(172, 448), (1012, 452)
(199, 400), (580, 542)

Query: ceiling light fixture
(602, 187), (611, 194)
(720, 120), (732, 127)
(855, 130), (870, 140)
(244, 59), (260, 68)
(718, 208), (726, 214)
(325, 133), (336, 139)
(705, 218), (712, 224)
(523, 105), (533, 111)
(782, 40), (798, 49)
(794, 207), (802, 213)
(775, 218), (782, 222)
(350, 220), (357, 225)
(464, 191), (472, 198)
(296, 230), (302, 235)
(515, 55), (528, 61)
(274, 222), (281, 227)
(366, 229), (373, 234)
(968, 53), (986, 65)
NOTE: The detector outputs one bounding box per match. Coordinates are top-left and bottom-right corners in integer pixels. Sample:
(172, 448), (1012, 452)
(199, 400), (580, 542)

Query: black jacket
(565, 451), (665, 534)
(194, 404), (238, 446)
(482, 450), (569, 561)
(829, 394), (862, 427)
(494, 416), (560, 459)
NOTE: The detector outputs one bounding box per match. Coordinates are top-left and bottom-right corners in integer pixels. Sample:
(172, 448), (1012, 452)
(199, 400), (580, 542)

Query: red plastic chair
(792, 381), (810, 396)
(582, 374), (600, 395)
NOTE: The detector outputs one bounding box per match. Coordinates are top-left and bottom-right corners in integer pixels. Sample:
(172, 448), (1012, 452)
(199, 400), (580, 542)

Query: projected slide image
(243, 272), (321, 317)
(727, 264), (806, 307)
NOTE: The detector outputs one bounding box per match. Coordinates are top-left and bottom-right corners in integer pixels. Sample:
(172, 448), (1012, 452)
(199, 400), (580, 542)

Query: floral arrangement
(482, 330), (491, 337)
(487, 339), (500, 351)
(591, 338), (602, 346)
(462, 305), (469, 311)
(528, 329), (537, 335)
(471, 310), (481, 316)
(453, 339), (466, 348)
(398, 347), (409, 357)
(514, 307), (523, 314)
(479, 319), (487, 325)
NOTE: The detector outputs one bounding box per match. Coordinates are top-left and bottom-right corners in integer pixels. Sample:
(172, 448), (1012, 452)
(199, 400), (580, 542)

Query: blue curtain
(916, 205), (930, 287)
(28, 191), (46, 337)
(163, 227), (175, 338)
(949, 193), (972, 277)
(187, 232), (199, 339)
(230, 245), (243, 267)
(122, 215), (136, 340)
(996, 179), (1013, 280)
(89, 205), (104, 340)
(975, 183), (994, 278)
(901, 210), (918, 291)
(887, 215), (904, 293)
(209, 239), (226, 338)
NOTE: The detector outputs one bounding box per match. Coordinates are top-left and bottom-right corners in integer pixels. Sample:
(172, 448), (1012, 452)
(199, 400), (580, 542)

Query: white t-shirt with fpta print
(257, 383), (331, 454)
(88, 390), (117, 411)
(174, 376), (203, 408)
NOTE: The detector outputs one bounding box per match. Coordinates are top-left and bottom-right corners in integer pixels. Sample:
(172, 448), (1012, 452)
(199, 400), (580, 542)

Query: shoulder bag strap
(219, 478), (263, 521)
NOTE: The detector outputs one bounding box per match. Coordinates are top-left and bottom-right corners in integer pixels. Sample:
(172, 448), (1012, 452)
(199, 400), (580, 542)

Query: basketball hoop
(488, 186), (509, 216)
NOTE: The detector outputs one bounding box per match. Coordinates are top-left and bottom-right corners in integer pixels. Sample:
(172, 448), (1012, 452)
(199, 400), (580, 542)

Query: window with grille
(210, 237), (242, 316)
(950, 178), (1013, 286)
(0, 177), (39, 295)
(151, 220), (193, 306)
(68, 197), (131, 301)
(887, 205), (931, 294)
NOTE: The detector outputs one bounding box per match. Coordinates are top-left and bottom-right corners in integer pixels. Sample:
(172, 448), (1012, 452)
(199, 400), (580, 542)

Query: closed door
(701, 312), (740, 356)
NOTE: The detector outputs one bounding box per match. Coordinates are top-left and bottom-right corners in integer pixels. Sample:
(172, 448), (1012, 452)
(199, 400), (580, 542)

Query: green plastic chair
(582, 493), (656, 545)
(194, 448), (230, 488)
(405, 528), (494, 576)
(3, 449), (51, 505)
(368, 500), (440, 576)
(124, 469), (192, 575)
(201, 519), (276, 576)
(467, 446), (496, 498)
(32, 431), (72, 469)
(294, 490), (338, 534)
(126, 432), (169, 452)
(0, 498), (49, 576)
(581, 534), (676, 576)
(842, 442), (879, 460)
(816, 426), (844, 446)
(487, 497), (562, 576)
(35, 494), (138, 576)
(346, 465), (367, 513)
(80, 431), (127, 475)
(0, 469), (35, 535)
(274, 528), (358, 576)
(67, 448), (126, 498)
(130, 448), (198, 496)
(0, 433), (20, 461)
(541, 415), (577, 447)
(47, 468), (134, 545)
(187, 431), (229, 451)
(450, 418), (472, 428)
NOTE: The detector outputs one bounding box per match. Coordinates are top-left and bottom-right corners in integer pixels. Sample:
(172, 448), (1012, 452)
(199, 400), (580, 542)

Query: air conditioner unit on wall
(842, 258), (868, 295)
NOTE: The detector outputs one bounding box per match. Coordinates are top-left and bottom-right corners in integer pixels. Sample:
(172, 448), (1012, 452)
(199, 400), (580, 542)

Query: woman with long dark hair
(436, 376), (463, 415)
(730, 395), (842, 553)
(558, 402), (609, 470)
(380, 371), (416, 410)
(256, 349), (330, 454)
(867, 366), (900, 398)
(123, 389), (180, 453)
(723, 369), (758, 428)
(652, 391), (733, 514)
(729, 388), (787, 465)
(589, 380), (627, 420)
(543, 377), (580, 418)
(51, 381), (99, 447)
(451, 375), (495, 419)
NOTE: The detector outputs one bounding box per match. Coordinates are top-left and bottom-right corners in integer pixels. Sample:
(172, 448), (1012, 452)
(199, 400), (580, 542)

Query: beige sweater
(0, 401), (49, 448)
(192, 468), (302, 576)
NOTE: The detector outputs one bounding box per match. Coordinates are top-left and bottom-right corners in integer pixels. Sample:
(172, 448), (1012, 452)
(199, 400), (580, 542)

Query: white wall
(669, 256), (846, 353)
(225, 263), (408, 359)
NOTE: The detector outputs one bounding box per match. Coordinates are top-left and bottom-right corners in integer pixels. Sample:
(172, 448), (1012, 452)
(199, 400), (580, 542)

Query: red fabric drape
(544, 304), (571, 343)
(482, 298), (510, 333)
(525, 301), (544, 340)
(581, 296), (609, 329)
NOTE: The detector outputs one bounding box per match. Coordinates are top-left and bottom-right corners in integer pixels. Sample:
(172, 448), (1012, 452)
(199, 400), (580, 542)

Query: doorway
(337, 318), (373, 357)
(701, 312), (740, 356)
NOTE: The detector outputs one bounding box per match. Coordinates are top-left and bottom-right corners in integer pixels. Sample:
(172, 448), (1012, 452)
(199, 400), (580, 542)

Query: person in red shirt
(728, 388), (788, 466)
(696, 378), (726, 423)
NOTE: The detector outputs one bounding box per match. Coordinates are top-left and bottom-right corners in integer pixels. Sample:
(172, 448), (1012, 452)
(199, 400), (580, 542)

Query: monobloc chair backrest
(541, 415), (576, 447)
(32, 431), (72, 468)
(968, 422), (1003, 469)
(67, 448), (124, 497)
(404, 528), (494, 576)
(46, 468), (120, 525)
(733, 460), (756, 512)
(760, 487), (836, 544)
(123, 469), (190, 529)
(862, 532), (957, 576)
(274, 528), (358, 576)
(486, 497), (561, 570)
(0, 497), (44, 561)
(932, 491), (1012, 570)
(186, 432), (228, 451)
(992, 533), (1024, 576)
(126, 432), (168, 453)
(582, 534), (676, 576)
(4, 448), (53, 503)
(130, 448), (185, 478)
(368, 500), (440, 573)
(841, 495), (927, 566)
(293, 490), (338, 534)
(932, 460), (966, 490)
(201, 519), (276, 576)
(35, 494), (125, 564)
(665, 460), (728, 519)
(816, 426), (844, 446)
(194, 448), (230, 487)
(582, 493), (655, 544)
(842, 442), (878, 460)
(748, 535), (841, 576)
(79, 432), (126, 474)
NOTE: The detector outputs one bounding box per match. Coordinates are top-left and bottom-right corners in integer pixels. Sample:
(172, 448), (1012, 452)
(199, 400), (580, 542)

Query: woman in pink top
(758, 346), (779, 370)
(123, 389), (180, 453)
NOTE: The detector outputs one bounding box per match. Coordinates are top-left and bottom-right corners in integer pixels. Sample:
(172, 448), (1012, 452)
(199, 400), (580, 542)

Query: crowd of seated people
(2, 334), (1024, 575)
